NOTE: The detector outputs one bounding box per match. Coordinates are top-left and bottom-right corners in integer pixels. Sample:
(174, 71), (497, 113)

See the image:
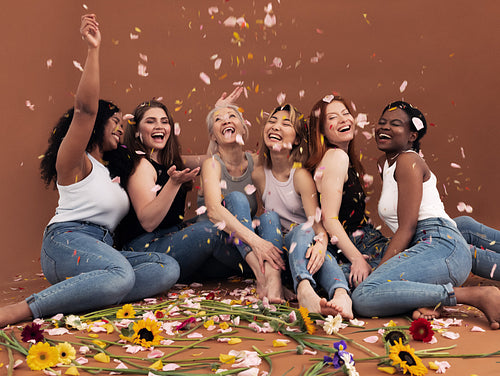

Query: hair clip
(322, 94), (334, 103)
(412, 117), (424, 131)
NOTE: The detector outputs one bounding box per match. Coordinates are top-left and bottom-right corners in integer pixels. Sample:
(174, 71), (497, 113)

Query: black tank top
(338, 166), (368, 233)
(114, 159), (187, 248)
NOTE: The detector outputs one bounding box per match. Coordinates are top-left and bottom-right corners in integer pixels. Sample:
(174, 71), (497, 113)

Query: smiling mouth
(152, 132), (165, 140)
(222, 126), (235, 137)
(377, 133), (391, 140)
(268, 133), (282, 141)
(338, 125), (351, 133)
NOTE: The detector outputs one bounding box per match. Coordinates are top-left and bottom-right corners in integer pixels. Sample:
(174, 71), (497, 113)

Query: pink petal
(174, 123), (181, 136)
(277, 92), (286, 105)
(441, 331), (460, 340)
(264, 13), (276, 27)
(450, 162), (461, 169)
(220, 180), (227, 189)
(196, 206), (207, 215)
(199, 72), (211, 85)
(236, 134), (245, 145)
(151, 185), (162, 192)
(214, 58), (222, 70)
(363, 335), (379, 343)
(399, 80), (408, 93)
(244, 184), (256, 195)
(73, 60), (83, 72)
(490, 264), (497, 279)
(471, 326), (486, 332)
(138, 63), (149, 77)
(148, 349), (165, 358)
(214, 221), (226, 230)
(163, 364), (180, 371)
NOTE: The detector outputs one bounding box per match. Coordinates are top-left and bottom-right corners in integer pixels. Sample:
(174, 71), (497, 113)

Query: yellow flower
(298, 306), (316, 334)
(116, 304), (136, 319)
(132, 319), (164, 348)
(273, 339), (288, 347)
(204, 319), (215, 328)
(228, 338), (242, 344)
(389, 339), (428, 376)
(92, 340), (107, 348)
(56, 342), (76, 365)
(26, 342), (60, 370)
(94, 352), (110, 363)
(103, 323), (114, 334)
(219, 322), (230, 330)
(219, 354), (236, 364)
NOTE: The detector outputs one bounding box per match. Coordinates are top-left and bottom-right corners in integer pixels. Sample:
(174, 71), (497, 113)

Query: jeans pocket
(444, 239), (471, 286)
(40, 247), (59, 284)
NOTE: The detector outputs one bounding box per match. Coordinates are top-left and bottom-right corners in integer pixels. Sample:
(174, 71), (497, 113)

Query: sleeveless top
(378, 151), (453, 233)
(197, 152), (258, 219)
(262, 168), (306, 230)
(336, 166), (369, 233)
(48, 153), (129, 232)
(115, 159), (187, 247)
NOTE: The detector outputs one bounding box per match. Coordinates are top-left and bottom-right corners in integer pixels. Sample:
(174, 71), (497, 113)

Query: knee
(260, 210), (280, 226)
(100, 270), (136, 303)
(157, 254), (180, 290)
(223, 191), (250, 212)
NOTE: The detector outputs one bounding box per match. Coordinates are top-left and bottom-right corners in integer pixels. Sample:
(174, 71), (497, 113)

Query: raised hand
(167, 165), (200, 185)
(215, 86), (244, 107)
(80, 14), (101, 48)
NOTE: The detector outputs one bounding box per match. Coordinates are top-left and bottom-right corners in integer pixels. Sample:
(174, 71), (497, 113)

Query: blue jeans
(352, 218), (471, 317)
(284, 224), (349, 298)
(27, 221), (179, 318)
(454, 216), (500, 280)
(222, 191), (283, 258)
(124, 220), (238, 282)
(333, 223), (390, 285)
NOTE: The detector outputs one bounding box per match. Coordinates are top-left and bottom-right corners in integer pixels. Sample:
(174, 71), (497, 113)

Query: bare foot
(263, 263), (285, 304)
(0, 301), (33, 327)
(325, 289), (354, 319)
(455, 286), (500, 330)
(412, 306), (443, 321)
(297, 280), (340, 316)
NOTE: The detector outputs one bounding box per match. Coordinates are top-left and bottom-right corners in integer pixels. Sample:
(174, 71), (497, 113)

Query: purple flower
(21, 323), (44, 343)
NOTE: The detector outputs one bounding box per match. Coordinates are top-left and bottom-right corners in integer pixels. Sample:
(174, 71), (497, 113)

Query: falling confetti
(25, 100), (35, 111)
(244, 184), (256, 195)
(199, 72), (211, 85)
(399, 80), (408, 93)
(73, 60), (84, 72)
(195, 206), (207, 215)
(174, 123), (181, 136)
(138, 63), (149, 77)
(277, 92), (286, 105)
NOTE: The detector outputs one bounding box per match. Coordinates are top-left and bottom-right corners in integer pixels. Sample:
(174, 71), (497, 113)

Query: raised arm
(56, 14), (101, 186)
(201, 157), (284, 273)
(378, 153), (424, 264)
(294, 168), (328, 275)
(127, 158), (199, 232)
(316, 149), (372, 286)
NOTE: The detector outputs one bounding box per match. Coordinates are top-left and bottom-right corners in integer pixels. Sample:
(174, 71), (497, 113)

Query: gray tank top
(197, 152), (258, 219)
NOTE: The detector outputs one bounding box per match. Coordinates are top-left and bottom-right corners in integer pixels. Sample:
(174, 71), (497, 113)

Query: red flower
(21, 323), (44, 343)
(206, 292), (215, 300)
(409, 318), (434, 342)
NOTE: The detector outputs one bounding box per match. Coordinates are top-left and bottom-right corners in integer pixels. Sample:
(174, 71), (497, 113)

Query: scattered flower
(21, 322), (44, 343)
(410, 318), (434, 342)
(26, 342), (59, 371)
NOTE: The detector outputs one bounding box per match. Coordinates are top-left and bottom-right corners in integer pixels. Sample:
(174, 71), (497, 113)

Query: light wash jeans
(27, 221), (179, 318)
(124, 220), (237, 282)
(352, 217), (471, 317)
(454, 216), (500, 280)
(283, 224), (349, 299)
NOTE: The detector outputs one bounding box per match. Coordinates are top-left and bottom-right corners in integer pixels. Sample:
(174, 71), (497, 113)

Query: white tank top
(262, 168), (306, 230)
(378, 152), (453, 233)
(48, 153), (130, 231)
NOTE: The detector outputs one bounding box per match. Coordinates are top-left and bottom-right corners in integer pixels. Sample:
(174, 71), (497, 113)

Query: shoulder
(320, 148), (349, 176)
(293, 168), (315, 193)
(201, 156), (223, 176)
(394, 151), (426, 179)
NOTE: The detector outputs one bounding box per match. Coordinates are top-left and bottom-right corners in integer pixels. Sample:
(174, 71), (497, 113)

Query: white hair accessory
(322, 94), (334, 103)
(412, 117), (424, 131)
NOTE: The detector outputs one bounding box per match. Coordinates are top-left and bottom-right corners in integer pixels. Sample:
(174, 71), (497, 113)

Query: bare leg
(454, 286), (500, 330)
(0, 301), (33, 327)
(245, 253), (284, 303)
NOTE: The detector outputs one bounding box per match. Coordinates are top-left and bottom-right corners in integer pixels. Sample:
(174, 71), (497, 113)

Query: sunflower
(21, 322), (44, 343)
(298, 306), (316, 334)
(56, 342), (76, 365)
(383, 328), (409, 353)
(131, 319), (164, 347)
(26, 342), (60, 370)
(389, 339), (428, 376)
(116, 303), (136, 319)
(409, 318), (434, 342)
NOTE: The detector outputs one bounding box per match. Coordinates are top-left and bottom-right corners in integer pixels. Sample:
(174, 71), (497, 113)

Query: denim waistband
(45, 221), (113, 237)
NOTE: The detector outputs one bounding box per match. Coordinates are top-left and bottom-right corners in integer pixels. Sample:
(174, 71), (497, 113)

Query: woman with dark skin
(0, 15), (179, 327)
(351, 101), (500, 329)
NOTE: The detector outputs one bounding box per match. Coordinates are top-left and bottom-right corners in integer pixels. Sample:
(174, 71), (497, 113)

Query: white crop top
(261, 168), (306, 230)
(378, 152), (453, 233)
(48, 153), (130, 231)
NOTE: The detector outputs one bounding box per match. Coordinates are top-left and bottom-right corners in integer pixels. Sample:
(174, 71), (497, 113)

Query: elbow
(138, 218), (157, 233)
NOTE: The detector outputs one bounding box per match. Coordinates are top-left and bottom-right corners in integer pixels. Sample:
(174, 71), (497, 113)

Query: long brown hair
(305, 95), (364, 177)
(123, 100), (191, 189)
(258, 104), (309, 168)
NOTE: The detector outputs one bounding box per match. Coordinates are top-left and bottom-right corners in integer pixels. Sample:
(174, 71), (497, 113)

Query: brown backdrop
(1, 0), (499, 279)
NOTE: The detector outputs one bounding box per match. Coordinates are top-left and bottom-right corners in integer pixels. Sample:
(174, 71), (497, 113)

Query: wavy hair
(305, 95), (364, 177)
(40, 100), (120, 188)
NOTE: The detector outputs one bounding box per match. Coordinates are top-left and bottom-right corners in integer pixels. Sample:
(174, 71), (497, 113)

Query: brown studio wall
(1, 0), (499, 278)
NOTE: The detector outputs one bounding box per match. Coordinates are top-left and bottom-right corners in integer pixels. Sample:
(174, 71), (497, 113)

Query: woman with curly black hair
(0, 14), (179, 327)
